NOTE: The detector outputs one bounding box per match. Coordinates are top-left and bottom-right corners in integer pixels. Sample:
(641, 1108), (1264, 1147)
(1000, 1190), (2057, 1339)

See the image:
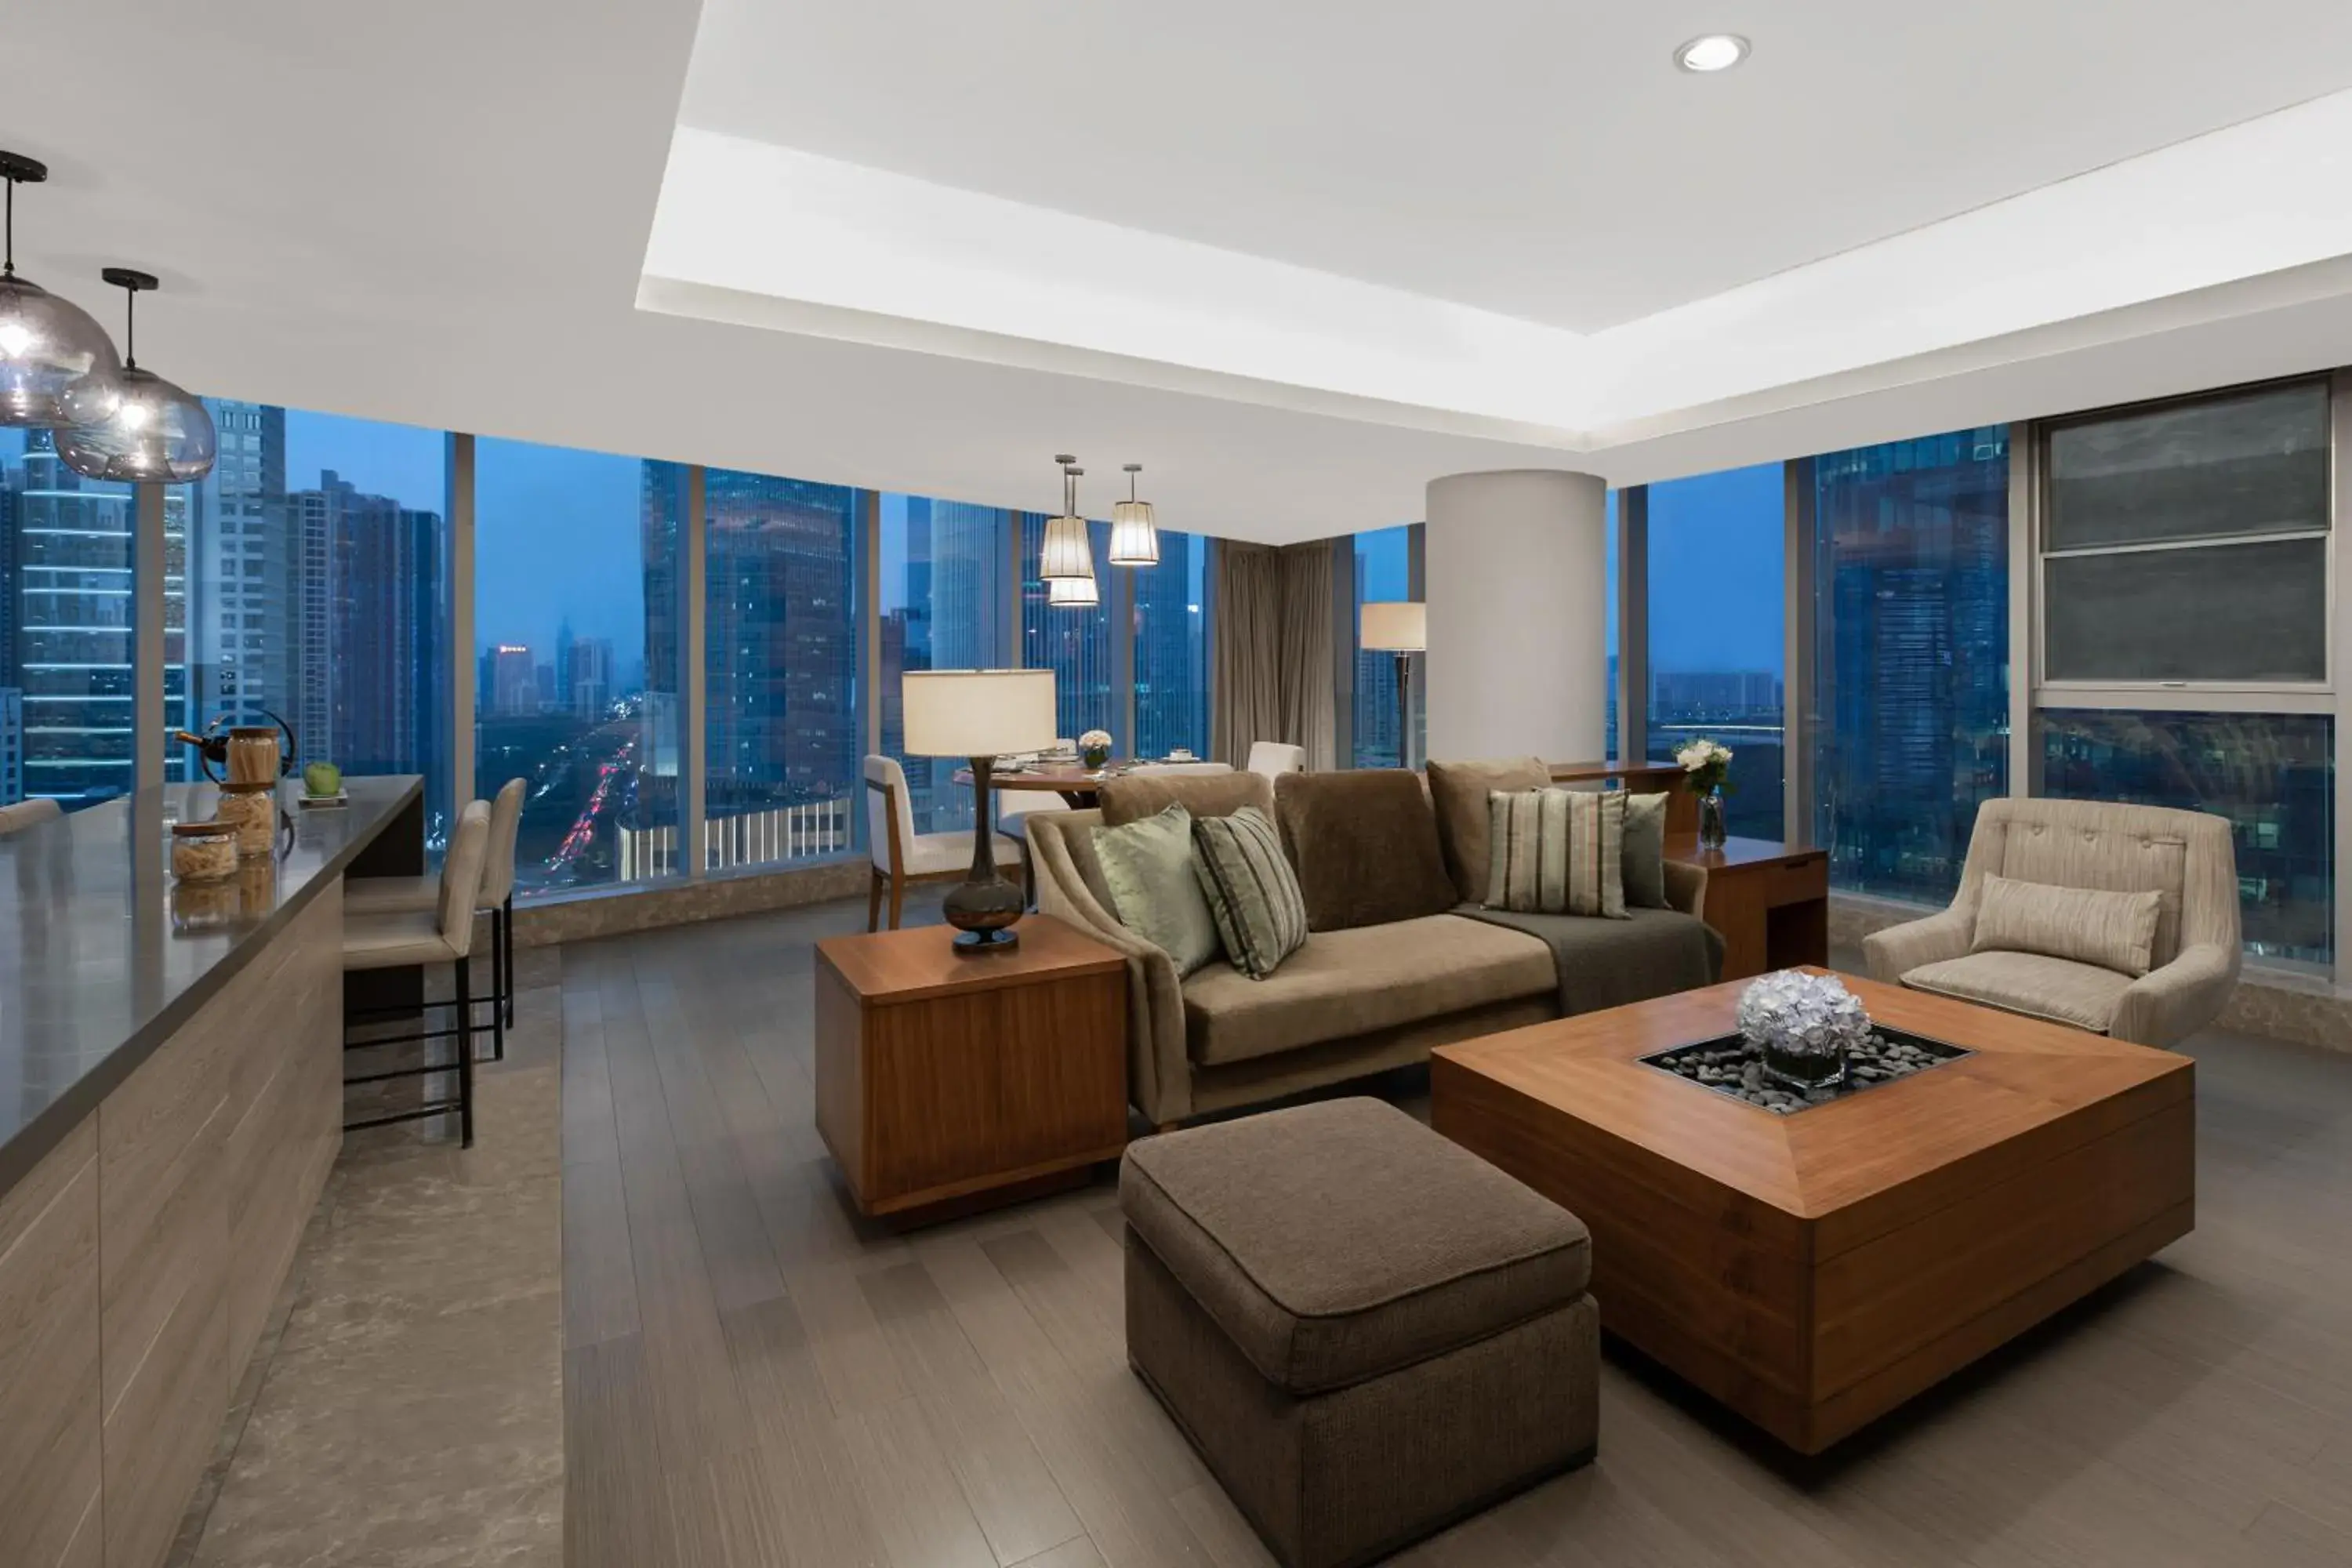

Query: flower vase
(1698, 786), (1728, 850)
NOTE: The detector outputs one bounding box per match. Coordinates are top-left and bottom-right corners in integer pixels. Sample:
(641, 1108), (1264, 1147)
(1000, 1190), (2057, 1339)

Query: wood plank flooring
(563, 899), (2352, 1568)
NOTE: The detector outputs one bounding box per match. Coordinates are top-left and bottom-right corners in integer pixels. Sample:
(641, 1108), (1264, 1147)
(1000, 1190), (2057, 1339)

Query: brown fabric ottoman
(1120, 1098), (1599, 1568)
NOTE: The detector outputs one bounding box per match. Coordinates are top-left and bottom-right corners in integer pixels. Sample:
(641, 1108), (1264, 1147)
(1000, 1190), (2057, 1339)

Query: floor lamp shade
(1359, 601), (1426, 652)
(902, 670), (1059, 758)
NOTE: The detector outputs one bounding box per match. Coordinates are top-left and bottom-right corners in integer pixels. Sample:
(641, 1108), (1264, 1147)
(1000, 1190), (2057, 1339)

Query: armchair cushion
(1273, 769), (1458, 932)
(1425, 757), (1551, 905)
(1900, 951), (2135, 1034)
(1973, 873), (2162, 978)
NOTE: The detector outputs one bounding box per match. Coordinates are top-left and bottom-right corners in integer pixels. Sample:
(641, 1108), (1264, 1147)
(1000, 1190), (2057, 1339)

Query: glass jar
(216, 782), (277, 858)
(169, 821), (238, 884)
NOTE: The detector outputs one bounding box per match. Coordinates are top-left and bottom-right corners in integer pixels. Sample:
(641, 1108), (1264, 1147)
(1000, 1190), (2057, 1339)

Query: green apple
(303, 760), (343, 797)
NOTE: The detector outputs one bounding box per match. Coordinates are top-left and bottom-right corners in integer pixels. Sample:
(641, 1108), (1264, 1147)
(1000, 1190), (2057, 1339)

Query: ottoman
(1120, 1097), (1599, 1568)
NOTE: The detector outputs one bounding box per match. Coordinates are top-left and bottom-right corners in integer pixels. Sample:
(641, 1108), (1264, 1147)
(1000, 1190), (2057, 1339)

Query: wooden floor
(562, 898), (2352, 1568)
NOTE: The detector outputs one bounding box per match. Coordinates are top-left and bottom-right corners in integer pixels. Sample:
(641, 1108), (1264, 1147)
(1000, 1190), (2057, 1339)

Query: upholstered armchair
(1864, 797), (2240, 1049)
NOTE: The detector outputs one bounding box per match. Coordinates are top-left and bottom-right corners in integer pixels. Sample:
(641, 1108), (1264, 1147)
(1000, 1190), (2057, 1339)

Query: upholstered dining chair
(865, 754), (1021, 931)
(0, 798), (63, 835)
(1864, 796), (2241, 1048)
(347, 777), (526, 1061)
(341, 797), (492, 1147)
(1247, 742), (1308, 779)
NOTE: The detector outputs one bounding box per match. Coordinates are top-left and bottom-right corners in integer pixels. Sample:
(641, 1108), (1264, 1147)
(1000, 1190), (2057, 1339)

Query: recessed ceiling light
(1675, 34), (1749, 73)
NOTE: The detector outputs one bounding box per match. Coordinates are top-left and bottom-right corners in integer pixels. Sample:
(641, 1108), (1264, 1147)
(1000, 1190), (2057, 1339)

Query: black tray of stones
(1639, 1025), (1973, 1116)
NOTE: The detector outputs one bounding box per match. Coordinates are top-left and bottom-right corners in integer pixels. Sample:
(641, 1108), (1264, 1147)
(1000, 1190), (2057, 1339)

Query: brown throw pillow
(1272, 769), (1459, 931)
(1425, 756), (1550, 904)
(1099, 769), (1275, 828)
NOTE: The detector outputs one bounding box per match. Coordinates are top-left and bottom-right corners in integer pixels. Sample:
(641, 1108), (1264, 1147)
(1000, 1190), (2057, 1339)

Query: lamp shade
(1047, 574), (1098, 608)
(58, 364), (216, 481)
(0, 274), (121, 429)
(1038, 514), (1094, 580)
(1107, 499), (1159, 566)
(902, 669), (1058, 758)
(1359, 601), (1426, 652)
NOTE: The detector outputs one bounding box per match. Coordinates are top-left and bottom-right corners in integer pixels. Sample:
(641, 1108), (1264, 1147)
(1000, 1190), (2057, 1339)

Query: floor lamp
(1359, 602), (1426, 770)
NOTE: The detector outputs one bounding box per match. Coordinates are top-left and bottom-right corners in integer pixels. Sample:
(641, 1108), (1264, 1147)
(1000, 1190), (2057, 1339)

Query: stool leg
(502, 896), (517, 1029)
(454, 955), (477, 1149)
(487, 904), (506, 1063)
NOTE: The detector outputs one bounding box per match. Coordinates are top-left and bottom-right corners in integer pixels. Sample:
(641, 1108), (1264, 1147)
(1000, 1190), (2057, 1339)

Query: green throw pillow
(1621, 790), (1671, 909)
(1091, 804), (1222, 977)
(1189, 806), (1309, 978)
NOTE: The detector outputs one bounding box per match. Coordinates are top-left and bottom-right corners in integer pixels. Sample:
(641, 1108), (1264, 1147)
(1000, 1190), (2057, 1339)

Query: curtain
(1213, 539), (1336, 769)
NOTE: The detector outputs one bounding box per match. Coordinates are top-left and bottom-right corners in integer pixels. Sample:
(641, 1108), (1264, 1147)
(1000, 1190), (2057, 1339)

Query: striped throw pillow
(1189, 806), (1309, 978)
(1484, 788), (1630, 919)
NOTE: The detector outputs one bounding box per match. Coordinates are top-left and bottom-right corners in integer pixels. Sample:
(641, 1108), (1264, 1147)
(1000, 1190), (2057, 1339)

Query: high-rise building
(184, 403), (292, 737)
(568, 636), (615, 717)
(490, 644), (536, 717)
(1132, 528), (1207, 759)
(321, 476), (446, 774)
(0, 688), (21, 806)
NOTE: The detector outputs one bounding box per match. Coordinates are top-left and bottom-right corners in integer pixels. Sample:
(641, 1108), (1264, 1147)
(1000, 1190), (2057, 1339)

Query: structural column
(1425, 470), (1609, 762)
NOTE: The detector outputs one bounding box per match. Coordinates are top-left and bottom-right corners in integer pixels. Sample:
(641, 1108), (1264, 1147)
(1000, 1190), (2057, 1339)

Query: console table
(1668, 835), (1829, 980)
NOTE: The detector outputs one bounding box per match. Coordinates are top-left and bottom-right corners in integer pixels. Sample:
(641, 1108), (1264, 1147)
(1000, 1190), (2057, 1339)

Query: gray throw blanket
(1461, 904), (1724, 1017)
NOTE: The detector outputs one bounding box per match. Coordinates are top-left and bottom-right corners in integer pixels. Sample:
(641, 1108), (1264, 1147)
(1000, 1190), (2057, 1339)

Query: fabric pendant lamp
(1047, 574), (1098, 608)
(902, 669), (1058, 954)
(0, 153), (123, 430)
(1359, 601), (1426, 771)
(59, 269), (217, 483)
(1039, 455), (1095, 582)
(1108, 462), (1160, 566)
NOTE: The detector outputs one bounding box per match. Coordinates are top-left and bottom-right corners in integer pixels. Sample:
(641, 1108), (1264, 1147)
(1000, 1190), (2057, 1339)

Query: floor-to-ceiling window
(1604, 493), (1619, 758)
(1131, 528), (1210, 760)
(1350, 526), (1415, 768)
(1646, 464), (1784, 838)
(1021, 514), (1116, 746)
(1809, 428), (2009, 902)
(2031, 380), (2335, 969)
(474, 437), (677, 896)
(703, 470), (860, 871)
(880, 494), (1011, 832)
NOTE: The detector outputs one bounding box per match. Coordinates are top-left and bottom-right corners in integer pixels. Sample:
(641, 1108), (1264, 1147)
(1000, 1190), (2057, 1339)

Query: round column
(1425, 469), (1609, 764)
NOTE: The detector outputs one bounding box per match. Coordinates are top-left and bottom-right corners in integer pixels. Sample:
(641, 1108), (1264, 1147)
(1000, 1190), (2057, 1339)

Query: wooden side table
(1668, 835), (1830, 981)
(814, 915), (1128, 1221)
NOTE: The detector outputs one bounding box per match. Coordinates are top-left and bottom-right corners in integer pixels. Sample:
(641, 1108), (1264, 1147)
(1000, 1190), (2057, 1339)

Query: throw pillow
(1190, 806), (1309, 978)
(1620, 791), (1671, 909)
(1099, 769), (1274, 827)
(1091, 804), (1223, 977)
(1485, 788), (1629, 920)
(1972, 873), (2163, 978)
(1272, 769), (1460, 931)
(1425, 756), (1551, 905)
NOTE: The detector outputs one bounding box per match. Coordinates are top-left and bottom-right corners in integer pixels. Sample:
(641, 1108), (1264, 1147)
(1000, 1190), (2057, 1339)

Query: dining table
(952, 760), (1120, 808)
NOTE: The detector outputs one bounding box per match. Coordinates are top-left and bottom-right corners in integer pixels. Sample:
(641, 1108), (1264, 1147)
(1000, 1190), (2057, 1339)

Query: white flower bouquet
(1675, 737), (1733, 796)
(1079, 729), (1114, 768)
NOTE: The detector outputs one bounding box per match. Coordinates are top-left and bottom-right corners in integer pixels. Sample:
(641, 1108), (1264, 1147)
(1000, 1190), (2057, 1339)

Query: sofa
(1027, 761), (1722, 1127)
(1864, 797), (2241, 1048)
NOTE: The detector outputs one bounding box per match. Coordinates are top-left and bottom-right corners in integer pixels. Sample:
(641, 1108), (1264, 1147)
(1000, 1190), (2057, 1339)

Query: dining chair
(1247, 742), (1308, 779)
(865, 754), (1021, 930)
(340, 798), (492, 1147)
(346, 777), (526, 1061)
(0, 798), (63, 835)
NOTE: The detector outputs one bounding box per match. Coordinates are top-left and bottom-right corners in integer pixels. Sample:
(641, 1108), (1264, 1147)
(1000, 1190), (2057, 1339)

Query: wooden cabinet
(1671, 835), (1831, 981)
(0, 1123), (103, 1568)
(815, 916), (1128, 1221)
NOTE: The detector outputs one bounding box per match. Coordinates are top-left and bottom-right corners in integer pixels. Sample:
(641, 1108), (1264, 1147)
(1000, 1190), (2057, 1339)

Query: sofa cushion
(1486, 788), (1628, 919)
(1425, 757), (1549, 905)
(1093, 804), (1222, 977)
(1973, 873), (2162, 978)
(1191, 807), (1309, 979)
(1120, 1097), (1590, 1395)
(1102, 768), (1275, 828)
(1902, 949), (2134, 1033)
(1272, 769), (1457, 931)
(1181, 913), (1555, 1065)
(1621, 791), (1671, 909)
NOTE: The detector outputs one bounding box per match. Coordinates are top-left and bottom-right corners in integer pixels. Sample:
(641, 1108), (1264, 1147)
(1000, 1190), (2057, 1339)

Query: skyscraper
(568, 637), (615, 717)
(1132, 528), (1207, 758)
(184, 402), (292, 735)
(490, 644), (536, 717)
(318, 474), (445, 774)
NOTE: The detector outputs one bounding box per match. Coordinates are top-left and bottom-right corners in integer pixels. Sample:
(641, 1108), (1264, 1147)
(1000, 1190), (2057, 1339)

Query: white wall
(1425, 470), (1609, 763)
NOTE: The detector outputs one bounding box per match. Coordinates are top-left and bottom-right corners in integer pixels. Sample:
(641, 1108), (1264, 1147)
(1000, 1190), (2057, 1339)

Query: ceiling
(13, 2), (2352, 545)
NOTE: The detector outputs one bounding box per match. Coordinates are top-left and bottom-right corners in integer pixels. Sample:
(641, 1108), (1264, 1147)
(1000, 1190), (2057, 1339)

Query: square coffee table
(1430, 970), (2194, 1453)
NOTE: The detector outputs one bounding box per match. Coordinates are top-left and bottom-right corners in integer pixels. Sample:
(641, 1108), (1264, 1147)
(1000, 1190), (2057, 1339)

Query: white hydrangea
(1675, 738), (1733, 772)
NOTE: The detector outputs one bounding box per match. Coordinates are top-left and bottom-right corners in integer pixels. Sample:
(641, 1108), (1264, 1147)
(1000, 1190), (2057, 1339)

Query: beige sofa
(1028, 768), (1714, 1127)
(1864, 797), (2241, 1048)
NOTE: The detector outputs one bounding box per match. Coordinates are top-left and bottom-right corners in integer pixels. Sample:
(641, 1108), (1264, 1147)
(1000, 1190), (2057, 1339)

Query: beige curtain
(1213, 539), (1337, 769)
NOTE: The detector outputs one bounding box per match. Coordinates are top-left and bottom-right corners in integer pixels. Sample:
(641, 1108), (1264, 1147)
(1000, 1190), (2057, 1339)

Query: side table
(1669, 835), (1830, 981)
(815, 914), (1128, 1221)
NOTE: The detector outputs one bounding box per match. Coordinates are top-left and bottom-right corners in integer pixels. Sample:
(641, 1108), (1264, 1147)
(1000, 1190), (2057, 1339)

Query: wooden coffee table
(1430, 971), (2194, 1453)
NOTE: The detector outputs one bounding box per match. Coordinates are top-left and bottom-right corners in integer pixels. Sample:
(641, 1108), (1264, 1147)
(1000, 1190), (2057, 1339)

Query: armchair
(1863, 797), (2240, 1048)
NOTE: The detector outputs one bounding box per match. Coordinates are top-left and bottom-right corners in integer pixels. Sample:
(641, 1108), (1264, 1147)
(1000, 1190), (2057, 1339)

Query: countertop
(0, 775), (420, 1196)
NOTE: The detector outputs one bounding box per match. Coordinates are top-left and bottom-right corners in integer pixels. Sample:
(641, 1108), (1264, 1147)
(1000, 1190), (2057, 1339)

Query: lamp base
(942, 869), (1025, 956)
(950, 927), (1022, 956)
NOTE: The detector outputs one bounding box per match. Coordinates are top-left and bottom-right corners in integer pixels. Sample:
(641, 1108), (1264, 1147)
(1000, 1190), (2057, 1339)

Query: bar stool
(342, 799), (492, 1147)
(347, 777), (525, 1058)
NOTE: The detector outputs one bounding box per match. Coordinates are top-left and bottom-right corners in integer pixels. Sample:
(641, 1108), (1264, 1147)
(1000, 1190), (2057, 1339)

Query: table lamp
(1358, 601), (1426, 771)
(902, 669), (1059, 954)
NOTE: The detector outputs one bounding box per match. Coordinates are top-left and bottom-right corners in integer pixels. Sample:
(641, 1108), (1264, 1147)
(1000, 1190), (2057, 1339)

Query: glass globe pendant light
(0, 151), (123, 429)
(1038, 455), (1096, 583)
(1108, 462), (1160, 566)
(60, 268), (216, 482)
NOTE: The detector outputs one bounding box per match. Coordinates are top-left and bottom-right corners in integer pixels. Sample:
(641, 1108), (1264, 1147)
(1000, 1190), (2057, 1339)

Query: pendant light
(59, 269), (216, 482)
(1108, 462), (1160, 567)
(1038, 454), (1095, 583)
(1047, 574), (1099, 608)
(0, 152), (122, 429)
